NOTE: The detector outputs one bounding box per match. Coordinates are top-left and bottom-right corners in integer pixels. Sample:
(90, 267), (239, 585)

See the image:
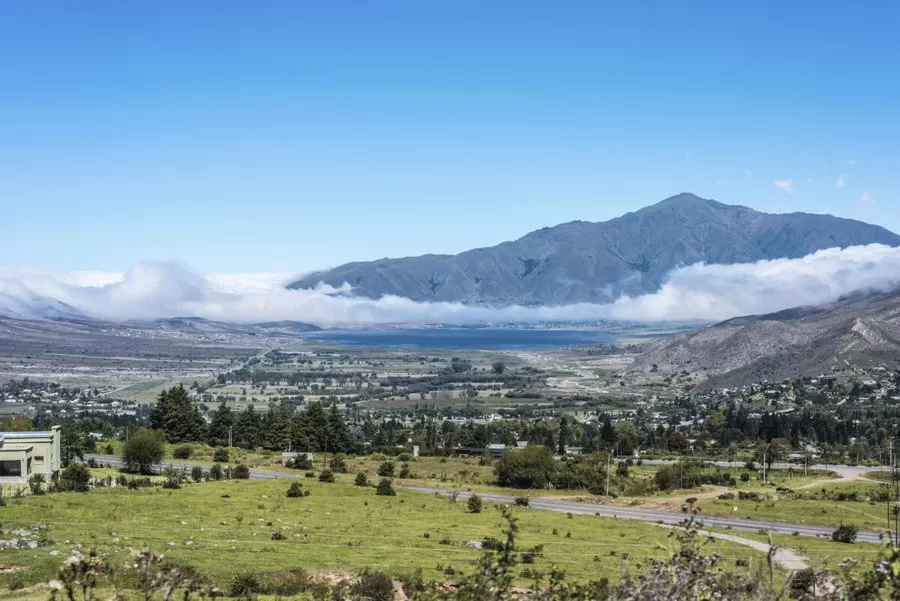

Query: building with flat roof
(0, 426), (62, 484)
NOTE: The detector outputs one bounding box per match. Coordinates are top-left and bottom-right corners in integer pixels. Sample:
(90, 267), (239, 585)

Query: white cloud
(743, 169), (752, 178)
(843, 159), (857, 166)
(836, 174), (848, 188)
(3, 246), (900, 325)
(774, 179), (794, 194)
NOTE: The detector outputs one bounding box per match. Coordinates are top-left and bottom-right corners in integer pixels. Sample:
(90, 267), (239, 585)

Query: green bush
(122, 429), (166, 475)
(399, 463), (411, 478)
(355, 472), (369, 486)
(832, 523), (859, 544)
(494, 446), (556, 489)
(286, 481), (305, 498)
(353, 571), (394, 601)
(233, 464), (251, 479)
(191, 466), (204, 482)
(172, 445), (193, 459)
(213, 448), (229, 463)
(318, 469), (335, 483)
(209, 464), (223, 481)
(58, 462), (91, 492)
(377, 461), (395, 477)
(514, 496), (530, 507)
(329, 453), (348, 473)
(230, 573), (261, 599)
(28, 473), (46, 496)
(467, 494), (483, 513)
(376, 478), (396, 496)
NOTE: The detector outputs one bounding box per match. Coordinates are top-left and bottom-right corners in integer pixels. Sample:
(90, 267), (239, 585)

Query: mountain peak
(288, 195), (900, 305)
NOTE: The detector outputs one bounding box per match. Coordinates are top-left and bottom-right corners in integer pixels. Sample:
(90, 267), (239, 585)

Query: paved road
(87, 454), (887, 546)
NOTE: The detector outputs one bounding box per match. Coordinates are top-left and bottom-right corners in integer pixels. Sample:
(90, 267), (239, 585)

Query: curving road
(86, 454), (888, 547)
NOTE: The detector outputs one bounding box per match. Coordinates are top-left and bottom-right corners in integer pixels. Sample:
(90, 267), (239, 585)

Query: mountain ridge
(289, 194), (900, 305)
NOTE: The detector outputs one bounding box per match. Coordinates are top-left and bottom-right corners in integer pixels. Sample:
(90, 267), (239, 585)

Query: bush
(467, 494), (483, 513)
(28, 473), (46, 496)
(354, 571), (394, 601)
(122, 429), (166, 474)
(172, 445), (193, 459)
(213, 448), (229, 463)
(230, 573), (261, 598)
(355, 472), (369, 487)
(271, 531), (287, 541)
(191, 466), (204, 482)
(514, 496), (530, 507)
(832, 523), (859, 544)
(399, 463), (411, 478)
(318, 469), (335, 483)
(233, 464), (251, 479)
(494, 446), (557, 489)
(291, 455), (313, 470)
(58, 462), (91, 492)
(103, 443), (114, 455)
(209, 464), (223, 481)
(287, 481), (305, 498)
(740, 473), (750, 483)
(376, 478), (396, 496)
(377, 461), (396, 477)
(329, 453), (348, 473)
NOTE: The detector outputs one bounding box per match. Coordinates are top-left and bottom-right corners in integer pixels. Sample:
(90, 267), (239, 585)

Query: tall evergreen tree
(207, 403), (234, 447)
(149, 385), (205, 443)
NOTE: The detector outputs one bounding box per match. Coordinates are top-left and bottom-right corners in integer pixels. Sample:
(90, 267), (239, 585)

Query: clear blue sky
(1, 1), (898, 274)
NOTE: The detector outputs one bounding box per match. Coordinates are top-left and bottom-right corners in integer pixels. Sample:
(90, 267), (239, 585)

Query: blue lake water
(303, 328), (617, 350)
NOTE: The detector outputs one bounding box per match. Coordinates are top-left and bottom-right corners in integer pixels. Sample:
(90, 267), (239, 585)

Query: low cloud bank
(1, 244), (899, 326)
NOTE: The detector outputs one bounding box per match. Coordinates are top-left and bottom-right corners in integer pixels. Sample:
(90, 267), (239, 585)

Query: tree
(494, 446), (556, 489)
(233, 464), (251, 479)
(122, 429), (166, 474)
(614, 421), (638, 455)
(832, 523), (858, 544)
(207, 403), (234, 447)
(467, 494), (483, 513)
(213, 448), (229, 463)
(60, 424), (86, 466)
(377, 461), (396, 477)
(58, 462), (91, 492)
(491, 361), (506, 375)
(376, 478), (396, 496)
(286, 481), (305, 498)
(355, 472), (369, 486)
(557, 417), (569, 455)
(149, 385), (205, 443)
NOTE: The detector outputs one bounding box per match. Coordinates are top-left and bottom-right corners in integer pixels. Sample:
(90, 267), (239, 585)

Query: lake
(302, 328), (617, 349)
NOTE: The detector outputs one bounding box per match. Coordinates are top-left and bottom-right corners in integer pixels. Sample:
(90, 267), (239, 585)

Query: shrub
(354, 571), (394, 601)
(377, 461), (396, 477)
(271, 531), (287, 541)
(58, 462), (91, 492)
(494, 446), (556, 489)
(191, 466), (204, 482)
(514, 496), (530, 507)
(231, 573), (261, 599)
(399, 463), (411, 478)
(233, 464), (251, 479)
(209, 464), (223, 481)
(832, 523), (859, 544)
(740, 473), (751, 483)
(28, 473), (46, 496)
(467, 494), (483, 513)
(329, 453), (348, 473)
(213, 448), (229, 463)
(103, 443), (114, 455)
(122, 429), (166, 474)
(287, 481), (305, 498)
(376, 478), (396, 496)
(790, 568), (817, 598)
(318, 469), (335, 483)
(355, 472), (369, 487)
(172, 445), (193, 459)
(291, 455), (313, 470)
(397, 453), (413, 462)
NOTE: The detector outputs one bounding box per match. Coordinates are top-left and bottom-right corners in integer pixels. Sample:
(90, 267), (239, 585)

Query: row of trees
(149, 385), (353, 453)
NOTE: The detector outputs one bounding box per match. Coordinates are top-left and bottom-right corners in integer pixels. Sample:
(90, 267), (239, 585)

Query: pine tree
(149, 385), (205, 443)
(207, 403), (234, 447)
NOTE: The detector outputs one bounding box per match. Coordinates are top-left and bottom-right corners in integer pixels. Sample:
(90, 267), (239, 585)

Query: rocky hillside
(288, 193), (900, 305)
(625, 289), (900, 389)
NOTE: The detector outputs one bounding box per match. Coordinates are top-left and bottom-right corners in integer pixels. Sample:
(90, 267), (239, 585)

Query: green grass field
(0, 477), (768, 593)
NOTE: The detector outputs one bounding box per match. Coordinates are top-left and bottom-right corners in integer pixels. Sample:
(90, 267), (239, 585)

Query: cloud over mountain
(2, 245), (900, 326)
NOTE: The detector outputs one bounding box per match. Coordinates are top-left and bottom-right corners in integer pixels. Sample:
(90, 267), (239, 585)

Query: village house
(0, 426), (62, 484)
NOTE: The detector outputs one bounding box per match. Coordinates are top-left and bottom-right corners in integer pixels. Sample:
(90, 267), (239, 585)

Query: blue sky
(1, 1), (898, 275)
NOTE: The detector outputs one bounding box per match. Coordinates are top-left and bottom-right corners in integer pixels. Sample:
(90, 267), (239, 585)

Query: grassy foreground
(0, 478), (766, 592)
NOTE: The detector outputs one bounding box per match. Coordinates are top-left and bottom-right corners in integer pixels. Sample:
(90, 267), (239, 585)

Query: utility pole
(762, 448), (767, 483)
(228, 426), (232, 449)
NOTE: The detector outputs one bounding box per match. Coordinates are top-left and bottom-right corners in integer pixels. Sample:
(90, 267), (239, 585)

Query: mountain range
(288, 193), (900, 305)
(625, 288), (900, 390)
